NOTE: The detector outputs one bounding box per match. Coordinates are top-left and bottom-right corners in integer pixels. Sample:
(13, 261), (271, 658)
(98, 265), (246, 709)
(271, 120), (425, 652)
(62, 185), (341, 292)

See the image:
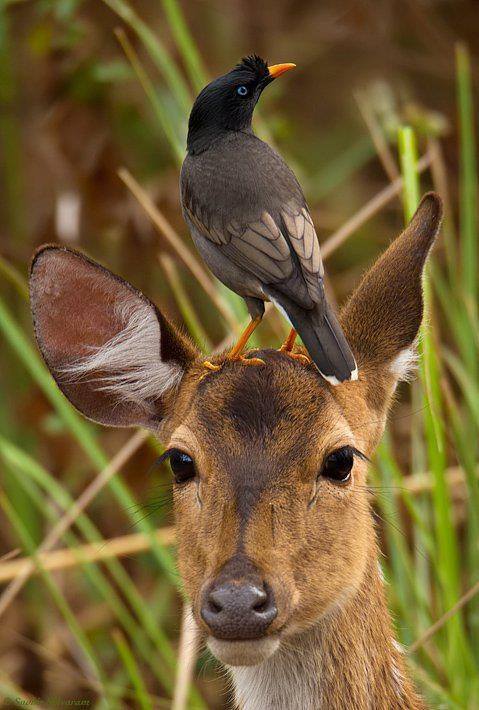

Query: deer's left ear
(29, 245), (197, 429)
(340, 192), (442, 396)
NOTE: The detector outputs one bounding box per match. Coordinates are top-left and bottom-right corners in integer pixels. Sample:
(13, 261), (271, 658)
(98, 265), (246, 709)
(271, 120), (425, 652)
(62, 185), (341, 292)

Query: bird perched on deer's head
(180, 55), (357, 384)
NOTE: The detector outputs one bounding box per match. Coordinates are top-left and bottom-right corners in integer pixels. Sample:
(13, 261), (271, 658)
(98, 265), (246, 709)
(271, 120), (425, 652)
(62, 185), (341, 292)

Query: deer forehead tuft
(195, 349), (334, 437)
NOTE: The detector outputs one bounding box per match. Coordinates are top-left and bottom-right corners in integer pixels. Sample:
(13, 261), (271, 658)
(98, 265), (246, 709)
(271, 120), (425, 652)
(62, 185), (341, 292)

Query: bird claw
(200, 354), (265, 380)
(279, 349), (312, 366)
(230, 354), (265, 366)
(203, 360), (222, 372)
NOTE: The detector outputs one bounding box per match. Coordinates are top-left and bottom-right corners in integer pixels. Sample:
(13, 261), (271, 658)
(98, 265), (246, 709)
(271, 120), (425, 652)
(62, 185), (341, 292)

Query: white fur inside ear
(390, 347), (418, 382)
(61, 299), (182, 415)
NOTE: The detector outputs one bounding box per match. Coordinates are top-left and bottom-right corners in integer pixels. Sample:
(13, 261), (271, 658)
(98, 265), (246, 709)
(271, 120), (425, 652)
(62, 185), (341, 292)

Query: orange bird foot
(281, 350), (312, 366)
(202, 360), (222, 372)
(202, 353), (265, 375)
(230, 353), (265, 366)
(201, 316), (264, 376)
(278, 328), (311, 365)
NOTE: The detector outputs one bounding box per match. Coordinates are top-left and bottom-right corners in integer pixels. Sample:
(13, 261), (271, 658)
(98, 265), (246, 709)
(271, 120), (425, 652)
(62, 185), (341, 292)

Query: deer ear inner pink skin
(29, 244), (196, 428)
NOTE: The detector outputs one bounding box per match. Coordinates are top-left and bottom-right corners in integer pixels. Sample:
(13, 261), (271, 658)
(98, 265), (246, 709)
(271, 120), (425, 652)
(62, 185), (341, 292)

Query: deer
(28, 192), (442, 709)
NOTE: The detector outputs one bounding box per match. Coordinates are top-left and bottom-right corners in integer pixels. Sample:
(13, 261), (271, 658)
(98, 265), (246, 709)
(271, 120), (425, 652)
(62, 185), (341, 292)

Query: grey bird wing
(181, 133), (326, 309)
(280, 202), (324, 303)
(183, 200), (324, 310)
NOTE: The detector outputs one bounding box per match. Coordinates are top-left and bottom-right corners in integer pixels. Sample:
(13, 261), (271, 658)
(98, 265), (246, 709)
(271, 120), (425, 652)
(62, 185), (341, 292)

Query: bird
(180, 54), (357, 384)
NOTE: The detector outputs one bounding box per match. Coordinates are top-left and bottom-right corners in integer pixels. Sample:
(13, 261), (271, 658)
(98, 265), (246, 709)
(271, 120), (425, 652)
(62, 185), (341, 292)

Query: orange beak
(268, 63), (296, 79)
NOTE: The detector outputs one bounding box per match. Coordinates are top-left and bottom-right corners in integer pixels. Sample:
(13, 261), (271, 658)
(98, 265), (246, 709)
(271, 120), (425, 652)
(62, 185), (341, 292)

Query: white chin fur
(207, 636), (280, 667)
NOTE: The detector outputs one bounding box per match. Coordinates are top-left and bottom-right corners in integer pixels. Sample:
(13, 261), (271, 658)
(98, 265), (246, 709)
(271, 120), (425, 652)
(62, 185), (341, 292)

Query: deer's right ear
(29, 246), (197, 429)
(340, 192), (442, 393)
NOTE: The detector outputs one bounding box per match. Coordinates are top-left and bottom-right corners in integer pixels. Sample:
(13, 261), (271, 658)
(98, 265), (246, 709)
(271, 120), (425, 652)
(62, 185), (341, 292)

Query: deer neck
(229, 554), (425, 710)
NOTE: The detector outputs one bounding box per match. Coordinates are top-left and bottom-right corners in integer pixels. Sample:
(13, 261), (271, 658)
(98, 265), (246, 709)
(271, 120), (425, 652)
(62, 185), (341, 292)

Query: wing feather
(185, 198), (324, 306)
(228, 240), (290, 280)
(240, 227), (291, 261)
(281, 205), (324, 290)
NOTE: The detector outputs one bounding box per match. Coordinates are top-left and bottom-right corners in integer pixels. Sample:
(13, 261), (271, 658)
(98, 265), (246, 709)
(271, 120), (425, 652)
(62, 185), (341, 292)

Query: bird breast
(181, 132), (303, 225)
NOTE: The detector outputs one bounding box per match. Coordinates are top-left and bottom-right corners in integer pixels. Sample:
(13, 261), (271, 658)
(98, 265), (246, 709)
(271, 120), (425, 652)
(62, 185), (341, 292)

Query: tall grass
(0, 1), (478, 707)
(371, 53), (479, 707)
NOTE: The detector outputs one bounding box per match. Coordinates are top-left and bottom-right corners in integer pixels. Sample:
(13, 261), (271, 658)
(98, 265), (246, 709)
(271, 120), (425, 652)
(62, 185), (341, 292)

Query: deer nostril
(201, 580), (277, 640)
(208, 590), (225, 614)
(251, 587), (268, 611)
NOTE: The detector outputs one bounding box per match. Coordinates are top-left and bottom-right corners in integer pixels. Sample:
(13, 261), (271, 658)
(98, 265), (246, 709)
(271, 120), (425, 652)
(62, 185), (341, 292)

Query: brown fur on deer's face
(29, 194), (442, 669)
(166, 352), (379, 663)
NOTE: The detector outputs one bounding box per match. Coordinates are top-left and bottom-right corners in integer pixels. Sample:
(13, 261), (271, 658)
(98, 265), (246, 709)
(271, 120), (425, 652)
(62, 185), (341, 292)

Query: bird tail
(299, 302), (358, 384)
(265, 287), (357, 384)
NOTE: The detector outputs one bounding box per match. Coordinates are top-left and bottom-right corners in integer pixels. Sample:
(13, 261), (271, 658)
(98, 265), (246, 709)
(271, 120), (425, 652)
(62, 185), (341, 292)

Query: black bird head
(187, 55), (295, 154)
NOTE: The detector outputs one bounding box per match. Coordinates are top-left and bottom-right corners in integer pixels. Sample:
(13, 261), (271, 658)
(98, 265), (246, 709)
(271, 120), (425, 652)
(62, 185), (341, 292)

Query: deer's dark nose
(201, 579), (277, 640)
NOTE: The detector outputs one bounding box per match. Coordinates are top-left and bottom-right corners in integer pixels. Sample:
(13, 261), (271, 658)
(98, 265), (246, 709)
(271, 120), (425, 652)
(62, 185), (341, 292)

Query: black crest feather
(236, 54), (269, 79)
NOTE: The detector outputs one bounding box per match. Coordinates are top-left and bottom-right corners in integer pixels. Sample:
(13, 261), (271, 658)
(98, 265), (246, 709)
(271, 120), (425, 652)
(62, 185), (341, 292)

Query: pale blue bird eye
(237, 85), (248, 96)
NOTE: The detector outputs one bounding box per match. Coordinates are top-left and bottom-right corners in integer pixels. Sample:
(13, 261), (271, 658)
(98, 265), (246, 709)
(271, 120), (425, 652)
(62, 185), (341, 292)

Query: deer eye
(168, 449), (196, 484)
(320, 446), (355, 484)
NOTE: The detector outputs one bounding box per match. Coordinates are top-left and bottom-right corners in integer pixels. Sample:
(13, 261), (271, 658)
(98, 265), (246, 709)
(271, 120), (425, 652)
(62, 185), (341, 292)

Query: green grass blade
(113, 629), (154, 710)
(160, 0), (207, 90)
(115, 27), (184, 163)
(0, 491), (109, 699)
(159, 255), (211, 350)
(0, 436), (180, 696)
(0, 254), (29, 300)
(0, 293), (178, 580)
(398, 125), (473, 693)
(456, 43), (478, 337)
(102, 0), (191, 113)
(398, 127), (420, 221)
(455, 42), (479, 662)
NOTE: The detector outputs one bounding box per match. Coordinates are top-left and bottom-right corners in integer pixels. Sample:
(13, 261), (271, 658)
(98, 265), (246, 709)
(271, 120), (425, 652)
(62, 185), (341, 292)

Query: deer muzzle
(200, 554), (278, 642)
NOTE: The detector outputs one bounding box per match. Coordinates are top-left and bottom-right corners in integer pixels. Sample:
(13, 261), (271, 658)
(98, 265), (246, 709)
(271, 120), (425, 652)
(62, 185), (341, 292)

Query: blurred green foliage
(0, 1), (478, 707)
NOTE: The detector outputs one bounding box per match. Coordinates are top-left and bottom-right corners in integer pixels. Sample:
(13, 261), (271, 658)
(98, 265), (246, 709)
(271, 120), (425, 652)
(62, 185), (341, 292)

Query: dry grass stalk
(0, 430), (148, 617)
(0, 527), (175, 583)
(355, 90), (400, 182)
(118, 168), (239, 332)
(0, 465), (471, 585)
(172, 604), (201, 710)
(409, 578), (479, 653)
(404, 463), (472, 494)
(0, 548), (21, 563)
(321, 151), (433, 259)
(159, 251), (212, 350)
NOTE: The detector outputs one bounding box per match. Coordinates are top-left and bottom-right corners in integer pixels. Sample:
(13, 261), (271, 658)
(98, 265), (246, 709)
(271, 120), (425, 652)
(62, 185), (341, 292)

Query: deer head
(29, 193), (441, 669)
